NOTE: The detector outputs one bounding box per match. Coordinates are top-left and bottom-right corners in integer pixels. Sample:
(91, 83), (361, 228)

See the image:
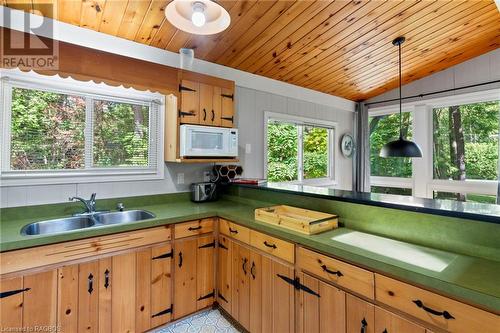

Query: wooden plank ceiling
(4, 0), (500, 101)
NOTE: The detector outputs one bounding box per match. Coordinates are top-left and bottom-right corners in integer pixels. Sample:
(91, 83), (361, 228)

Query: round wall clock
(340, 134), (355, 158)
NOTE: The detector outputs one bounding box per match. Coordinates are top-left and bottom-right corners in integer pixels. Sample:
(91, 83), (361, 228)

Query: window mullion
(298, 125), (304, 182)
(84, 97), (93, 169)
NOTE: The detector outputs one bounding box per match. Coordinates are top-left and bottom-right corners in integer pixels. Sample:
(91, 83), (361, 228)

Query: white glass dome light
(165, 0), (231, 35)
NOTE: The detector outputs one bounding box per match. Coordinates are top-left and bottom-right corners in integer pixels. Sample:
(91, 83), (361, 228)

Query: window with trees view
(1, 71), (163, 185)
(266, 115), (334, 184)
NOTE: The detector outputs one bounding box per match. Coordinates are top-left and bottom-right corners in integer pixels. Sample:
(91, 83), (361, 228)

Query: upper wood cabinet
(178, 78), (235, 128)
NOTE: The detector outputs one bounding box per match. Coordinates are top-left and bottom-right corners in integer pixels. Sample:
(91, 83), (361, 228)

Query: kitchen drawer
(175, 218), (214, 239)
(375, 274), (500, 333)
(249, 230), (294, 263)
(297, 247), (374, 299)
(219, 219), (250, 244)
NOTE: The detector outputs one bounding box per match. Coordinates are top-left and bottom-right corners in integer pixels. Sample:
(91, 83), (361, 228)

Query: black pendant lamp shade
(379, 36), (422, 158)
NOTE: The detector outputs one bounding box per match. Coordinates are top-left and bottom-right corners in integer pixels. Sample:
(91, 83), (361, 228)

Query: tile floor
(153, 309), (240, 333)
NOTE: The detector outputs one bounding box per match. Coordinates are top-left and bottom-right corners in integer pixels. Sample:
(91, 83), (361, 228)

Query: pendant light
(165, 0), (231, 35)
(379, 36), (422, 158)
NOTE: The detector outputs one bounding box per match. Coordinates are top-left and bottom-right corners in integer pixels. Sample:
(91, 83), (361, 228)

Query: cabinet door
(58, 265), (79, 333)
(179, 80), (200, 124)
(0, 276), (24, 330)
(297, 272), (346, 333)
(24, 270), (58, 330)
(78, 261), (100, 333)
(174, 238), (198, 319)
(217, 235), (232, 314)
(272, 259), (295, 333)
(151, 243), (173, 328)
(197, 235), (215, 309)
(347, 294), (374, 333)
(220, 87), (235, 127)
(112, 252), (137, 333)
(232, 242), (251, 330)
(98, 258), (112, 333)
(375, 307), (425, 333)
(212, 86), (222, 126)
(199, 83), (213, 125)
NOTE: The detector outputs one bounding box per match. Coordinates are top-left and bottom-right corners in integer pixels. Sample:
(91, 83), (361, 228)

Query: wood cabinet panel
(249, 251), (263, 333)
(375, 306), (425, 333)
(23, 270), (58, 330)
(151, 243), (173, 327)
(220, 87), (235, 127)
(219, 218), (250, 244)
(179, 80), (200, 124)
(199, 83), (213, 125)
(111, 252), (136, 333)
(175, 218), (214, 239)
(233, 243), (251, 330)
(347, 294), (374, 333)
(250, 230), (295, 263)
(136, 248), (152, 332)
(0, 276), (23, 330)
(57, 265), (79, 333)
(98, 258), (112, 333)
(375, 274), (500, 333)
(297, 246), (374, 299)
(174, 238), (197, 319)
(196, 235), (215, 310)
(297, 272), (346, 333)
(212, 86), (222, 126)
(217, 235), (232, 313)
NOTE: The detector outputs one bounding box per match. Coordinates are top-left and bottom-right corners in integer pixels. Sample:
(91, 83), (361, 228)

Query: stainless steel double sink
(21, 210), (155, 236)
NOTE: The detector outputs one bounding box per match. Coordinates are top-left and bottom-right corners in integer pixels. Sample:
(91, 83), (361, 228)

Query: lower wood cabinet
(174, 235), (215, 319)
(347, 294), (374, 333)
(375, 307), (425, 333)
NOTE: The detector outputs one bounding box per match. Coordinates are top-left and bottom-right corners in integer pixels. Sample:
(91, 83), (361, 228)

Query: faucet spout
(69, 193), (97, 214)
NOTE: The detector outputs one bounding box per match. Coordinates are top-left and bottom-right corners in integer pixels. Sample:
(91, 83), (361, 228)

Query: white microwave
(180, 125), (238, 157)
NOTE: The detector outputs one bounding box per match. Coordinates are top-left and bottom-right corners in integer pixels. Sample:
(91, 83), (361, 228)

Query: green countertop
(1, 195), (499, 313)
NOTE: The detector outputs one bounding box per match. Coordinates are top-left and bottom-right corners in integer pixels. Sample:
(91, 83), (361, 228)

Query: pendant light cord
(398, 40), (403, 139)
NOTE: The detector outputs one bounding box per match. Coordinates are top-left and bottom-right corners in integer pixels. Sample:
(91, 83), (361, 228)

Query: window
(433, 191), (496, 204)
(265, 113), (335, 185)
(371, 186), (412, 196)
(1, 70), (164, 185)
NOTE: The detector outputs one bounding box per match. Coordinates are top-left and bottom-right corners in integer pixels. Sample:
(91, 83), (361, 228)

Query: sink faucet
(69, 193), (97, 214)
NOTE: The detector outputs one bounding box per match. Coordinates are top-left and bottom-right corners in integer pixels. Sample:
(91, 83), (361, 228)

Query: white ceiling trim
(0, 6), (355, 112)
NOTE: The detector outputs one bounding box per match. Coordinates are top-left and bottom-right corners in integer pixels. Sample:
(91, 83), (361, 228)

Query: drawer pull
(413, 300), (455, 320)
(203, 109), (207, 121)
(88, 273), (94, 294)
(242, 258), (248, 275)
(229, 227), (238, 234)
(360, 318), (368, 333)
(178, 252), (183, 268)
(104, 269), (110, 289)
(211, 110), (215, 122)
(250, 261), (256, 280)
(263, 241), (277, 249)
(321, 264), (343, 277)
(188, 226), (202, 231)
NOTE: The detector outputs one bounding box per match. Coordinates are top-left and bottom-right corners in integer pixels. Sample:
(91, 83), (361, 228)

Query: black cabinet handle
(250, 261), (256, 280)
(211, 110), (215, 122)
(0, 287), (30, 299)
(188, 226), (202, 231)
(242, 258), (248, 275)
(263, 241), (277, 249)
(360, 318), (367, 333)
(382, 329), (388, 333)
(88, 273), (94, 294)
(228, 227), (238, 234)
(104, 269), (110, 289)
(413, 300), (455, 319)
(321, 264), (343, 277)
(178, 252), (183, 268)
(203, 109), (206, 121)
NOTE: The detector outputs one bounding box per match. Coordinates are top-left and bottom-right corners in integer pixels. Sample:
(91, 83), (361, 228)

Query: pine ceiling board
(99, 0), (129, 36)
(32, 0), (54, 19)
(330, 16), (500, 98)
(277, 0), (416, 83)
(187, 0), (264, 60)
(344, 32), (500, 100)
(134, 0), (169, 45)
(216, 0), (312, 66)
(301, 0), (475, 92)
(165, 28), (193, 53)
(204, 0), (296, 63)
(234, 1), (331, 71)
(221, 1), (320, 68)
(57, 0), (83, 26)
(242, 0), (352, 73)
(312, 1), (493, 95)
(150, 18), (178, 49)
(116, 0), (152, 41)
(288, 0), (439, 88)
(261, 0), (399, 79)
(5, 0), (32, 13)
(79, 0), (106, 31)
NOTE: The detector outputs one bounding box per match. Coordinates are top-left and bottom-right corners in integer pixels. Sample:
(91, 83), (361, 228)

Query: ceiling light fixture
(165, 0), (230, 35)
(379, 36), (423, 158)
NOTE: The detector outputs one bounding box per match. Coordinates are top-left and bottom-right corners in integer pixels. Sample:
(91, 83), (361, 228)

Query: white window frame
(264, 111), (338, 187)
(368, 88), (500, 199)
(0, 69), (165, 186)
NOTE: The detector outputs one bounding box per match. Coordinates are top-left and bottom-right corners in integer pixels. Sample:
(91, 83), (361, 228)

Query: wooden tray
(255, 205), (338, 235)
